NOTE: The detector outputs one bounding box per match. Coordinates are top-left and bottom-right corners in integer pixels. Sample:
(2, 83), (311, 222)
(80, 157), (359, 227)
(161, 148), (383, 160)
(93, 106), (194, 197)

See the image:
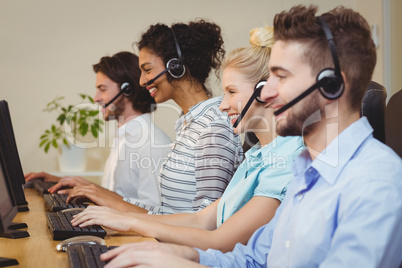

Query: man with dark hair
(26, 52), (171, 210)
(96, 6), (402, 268)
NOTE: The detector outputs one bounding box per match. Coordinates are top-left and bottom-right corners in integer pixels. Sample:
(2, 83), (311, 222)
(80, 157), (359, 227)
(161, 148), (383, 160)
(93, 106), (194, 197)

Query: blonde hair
(222, 26), (274, 83)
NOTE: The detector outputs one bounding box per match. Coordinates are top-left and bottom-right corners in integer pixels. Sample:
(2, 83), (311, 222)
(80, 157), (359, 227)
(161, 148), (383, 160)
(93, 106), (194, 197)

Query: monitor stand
(17, 205), (29, 212)
(0, 222), (29, 239)
(7, 222), (27, 230)
(0, 257), (19, 267)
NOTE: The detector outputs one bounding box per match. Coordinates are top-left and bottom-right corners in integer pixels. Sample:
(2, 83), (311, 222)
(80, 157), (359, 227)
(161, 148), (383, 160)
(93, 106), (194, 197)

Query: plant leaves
(39, 139), (48, 147)
(91, 125), (98, 138)
(52, 139), (58, 149)
(44, 142), (51, 153)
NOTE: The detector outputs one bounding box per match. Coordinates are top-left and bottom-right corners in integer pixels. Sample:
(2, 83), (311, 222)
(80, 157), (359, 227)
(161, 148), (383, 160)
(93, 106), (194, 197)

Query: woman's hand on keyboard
(66, 184), (124, 207)
(48, 176), (91, 194)
(70, 205), (135, 232)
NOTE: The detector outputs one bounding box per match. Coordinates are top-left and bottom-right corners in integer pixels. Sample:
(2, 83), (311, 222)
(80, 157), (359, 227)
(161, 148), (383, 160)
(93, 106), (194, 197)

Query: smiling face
(138, 48), (176, 103)
(220, 67), (273, 135)
(93, 72), (127, 121)
(261, 40), (323, 137)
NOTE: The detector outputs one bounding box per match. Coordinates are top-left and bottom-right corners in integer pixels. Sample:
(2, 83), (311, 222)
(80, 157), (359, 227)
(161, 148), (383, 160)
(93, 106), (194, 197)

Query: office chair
(360, 81), (387, 143)
(385, 89), (402, 158)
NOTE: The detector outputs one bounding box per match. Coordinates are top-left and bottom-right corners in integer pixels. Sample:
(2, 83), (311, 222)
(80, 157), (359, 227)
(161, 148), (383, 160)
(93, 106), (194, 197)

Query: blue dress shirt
(216, 136), (304, 227)
(197, 117), (402, 268)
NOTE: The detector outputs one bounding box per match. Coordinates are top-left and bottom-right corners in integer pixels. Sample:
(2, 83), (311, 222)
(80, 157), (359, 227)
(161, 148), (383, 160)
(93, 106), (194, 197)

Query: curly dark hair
(273, 5), (376, 111)
(93, 51), (156, 113)
(137, 19), (225, 96)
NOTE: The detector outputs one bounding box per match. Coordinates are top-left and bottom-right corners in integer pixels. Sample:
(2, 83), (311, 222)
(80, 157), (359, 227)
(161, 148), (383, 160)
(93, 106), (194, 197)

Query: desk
(0, 189), (156, 267)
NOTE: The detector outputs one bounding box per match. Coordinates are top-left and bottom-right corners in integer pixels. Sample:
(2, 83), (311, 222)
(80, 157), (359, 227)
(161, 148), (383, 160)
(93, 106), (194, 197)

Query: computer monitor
(0, 100), (29, 212)
(0, 154), (17, 234)
(0, 101), (25, 186)
(0, 149), (20, 266)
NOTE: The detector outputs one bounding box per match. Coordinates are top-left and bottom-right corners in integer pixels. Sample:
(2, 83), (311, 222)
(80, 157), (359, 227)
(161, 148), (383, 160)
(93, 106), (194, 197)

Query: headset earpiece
(120, 82), (133, 96)
(167, 58), (185, 79)
(316, 68), (344, 100)
(254, 80), (268, 103)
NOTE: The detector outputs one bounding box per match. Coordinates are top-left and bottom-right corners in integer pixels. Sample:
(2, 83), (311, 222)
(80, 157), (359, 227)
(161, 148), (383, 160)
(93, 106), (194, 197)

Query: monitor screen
(0, 100), (28, 207)
(0, 153), (17, 233)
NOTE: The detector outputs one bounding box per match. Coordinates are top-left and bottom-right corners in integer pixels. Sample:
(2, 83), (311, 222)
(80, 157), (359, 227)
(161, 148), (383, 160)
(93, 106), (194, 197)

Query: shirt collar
(309, 116), (373, 185)
(246, 135), (303, 163)
(174, 97), (223, 132)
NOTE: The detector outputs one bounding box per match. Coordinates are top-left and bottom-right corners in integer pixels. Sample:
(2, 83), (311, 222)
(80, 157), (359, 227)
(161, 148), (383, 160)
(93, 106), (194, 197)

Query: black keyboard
(44, 193), (88, 212)
(46, 211), (106, 240)
(67, 244), (117, 268)
(33, 180), (57, 196)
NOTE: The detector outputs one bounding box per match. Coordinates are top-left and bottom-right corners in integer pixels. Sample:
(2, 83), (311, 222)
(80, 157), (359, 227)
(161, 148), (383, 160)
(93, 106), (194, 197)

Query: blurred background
(0, 0), (400, 176)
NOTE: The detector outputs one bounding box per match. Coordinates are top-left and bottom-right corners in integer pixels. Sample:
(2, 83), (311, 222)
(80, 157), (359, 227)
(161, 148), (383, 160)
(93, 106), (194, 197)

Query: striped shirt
(126, 97), (243, 214)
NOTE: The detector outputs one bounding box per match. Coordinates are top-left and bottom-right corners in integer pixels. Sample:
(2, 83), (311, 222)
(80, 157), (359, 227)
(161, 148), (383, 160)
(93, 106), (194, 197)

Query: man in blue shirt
(99, 5), (402, 268)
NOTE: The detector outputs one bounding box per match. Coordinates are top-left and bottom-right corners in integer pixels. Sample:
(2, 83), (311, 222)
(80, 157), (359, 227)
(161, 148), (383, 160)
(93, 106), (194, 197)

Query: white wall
(0, 0), (384, 174)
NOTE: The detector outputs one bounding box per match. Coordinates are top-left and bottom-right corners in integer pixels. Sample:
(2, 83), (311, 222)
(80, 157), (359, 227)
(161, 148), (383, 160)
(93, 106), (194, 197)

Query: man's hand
(100, 241), (202, 268)
(24, 171), (61, 182)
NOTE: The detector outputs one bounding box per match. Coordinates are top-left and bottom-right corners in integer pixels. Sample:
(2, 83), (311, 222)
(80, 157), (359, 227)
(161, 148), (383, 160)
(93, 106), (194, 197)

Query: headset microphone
(233, 81), (267, 128)
(145, 69), (170, 86)
(103, 91), (123, 109)
(273, 78), (329, 116)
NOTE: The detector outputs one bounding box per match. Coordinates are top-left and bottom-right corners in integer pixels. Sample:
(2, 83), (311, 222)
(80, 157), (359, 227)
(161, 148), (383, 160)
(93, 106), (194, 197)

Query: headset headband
(170, 28), (183, 65)
(317, 16), (341, 77)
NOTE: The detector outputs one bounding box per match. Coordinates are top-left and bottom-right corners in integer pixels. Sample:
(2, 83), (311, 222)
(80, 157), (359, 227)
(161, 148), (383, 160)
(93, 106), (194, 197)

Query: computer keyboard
(46, 210), (106, 240)
(66, 244), (118, 268)
(33, 180), (57, 196)
(44, 193), (88, 212)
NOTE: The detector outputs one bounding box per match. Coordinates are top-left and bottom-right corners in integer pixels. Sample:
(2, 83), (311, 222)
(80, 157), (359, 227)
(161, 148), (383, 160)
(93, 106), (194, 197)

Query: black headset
(233, 80), (267, 128)
(145, 28), (186, 86)
(120, 82), (133, 96)
(103, 58), (134, 109)
(273, 16), (344, 116)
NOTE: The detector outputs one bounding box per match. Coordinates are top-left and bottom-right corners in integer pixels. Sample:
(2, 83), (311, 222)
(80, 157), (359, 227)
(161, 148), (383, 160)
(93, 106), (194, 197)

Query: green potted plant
(39, 94), (104, 172)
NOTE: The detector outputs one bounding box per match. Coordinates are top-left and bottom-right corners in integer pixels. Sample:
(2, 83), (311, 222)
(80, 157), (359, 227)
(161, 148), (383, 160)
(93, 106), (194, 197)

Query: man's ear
(340, 71), (349, 94)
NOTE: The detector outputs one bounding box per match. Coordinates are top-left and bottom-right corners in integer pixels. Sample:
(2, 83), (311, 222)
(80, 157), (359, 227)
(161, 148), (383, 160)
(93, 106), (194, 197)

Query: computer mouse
(56, 235), (106, 252)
